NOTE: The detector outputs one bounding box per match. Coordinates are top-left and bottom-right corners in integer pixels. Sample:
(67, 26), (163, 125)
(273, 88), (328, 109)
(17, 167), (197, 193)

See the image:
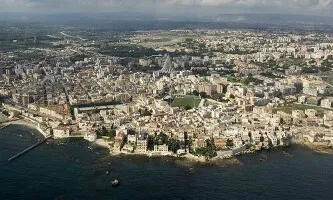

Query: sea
(1, 125), (333, 200)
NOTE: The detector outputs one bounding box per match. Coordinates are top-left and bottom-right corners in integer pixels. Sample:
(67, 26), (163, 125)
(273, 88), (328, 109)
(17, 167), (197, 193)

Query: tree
(107, 129), (116, 139)
(70, 53), (87, 63)
(277, 139), (281, 146)
(195, 139), (217, 159)
(184, 105), (192, 110)
(193, 90), (199, 96)
(148, 135), (155, 151)
(167, 138), (181, 153)
(2, 110), (9, 116)
(199, 91), (207, 98)
(226, 139), (234, 147)
(96, 128), (102, 137)
(140, 108), (152, 116)
(241, 78), (250, 85)
(101, 126), (108, 136)
(260, 135), (265, 142)
(154, 132), (168, 145)
(309, 59), (316, 64)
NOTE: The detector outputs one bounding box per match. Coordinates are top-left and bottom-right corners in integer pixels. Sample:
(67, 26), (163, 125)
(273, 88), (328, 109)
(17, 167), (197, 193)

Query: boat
(111, 179), (120, 187)
(105, 171), (109, 175)
(188, 168), (195, 174)
(18, 134), (23, 137)
(283, 151), (293, 157)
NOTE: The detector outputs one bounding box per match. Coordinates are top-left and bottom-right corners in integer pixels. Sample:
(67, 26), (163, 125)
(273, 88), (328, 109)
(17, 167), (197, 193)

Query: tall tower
(161, 55), (174, 73)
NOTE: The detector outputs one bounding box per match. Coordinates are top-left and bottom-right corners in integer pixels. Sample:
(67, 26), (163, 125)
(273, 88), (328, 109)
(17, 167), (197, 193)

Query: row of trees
(95, 125), (116, 139)
(192, 90), (207, 98)
(139, 108), (152, 116)
(70, 54), (87, 63)
(241, 76), (264, 85)
(194, 139), (217, 159)
(147, 132), (188, 153)
(98, 44), (158, 58)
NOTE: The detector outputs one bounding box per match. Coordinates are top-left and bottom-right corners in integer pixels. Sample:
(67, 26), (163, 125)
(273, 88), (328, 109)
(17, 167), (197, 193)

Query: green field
(171, 96), (202, 108)
(273, 104), (333, 117)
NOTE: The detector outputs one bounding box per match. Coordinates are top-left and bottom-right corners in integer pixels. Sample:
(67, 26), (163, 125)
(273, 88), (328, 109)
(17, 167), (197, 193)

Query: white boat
(111, 179), (120, 187)
(188, 168), (195, 174)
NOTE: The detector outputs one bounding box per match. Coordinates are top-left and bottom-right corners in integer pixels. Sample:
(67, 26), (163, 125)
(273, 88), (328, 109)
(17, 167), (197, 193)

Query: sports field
(171, 95), (202, 108)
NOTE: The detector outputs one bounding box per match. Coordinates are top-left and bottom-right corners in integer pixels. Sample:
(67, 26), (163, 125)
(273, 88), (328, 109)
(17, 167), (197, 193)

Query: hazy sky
(1, 0), (333, 17)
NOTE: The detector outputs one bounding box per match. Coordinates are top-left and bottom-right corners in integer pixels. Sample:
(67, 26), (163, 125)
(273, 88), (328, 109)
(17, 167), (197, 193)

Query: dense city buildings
(1, 27), (333, 161)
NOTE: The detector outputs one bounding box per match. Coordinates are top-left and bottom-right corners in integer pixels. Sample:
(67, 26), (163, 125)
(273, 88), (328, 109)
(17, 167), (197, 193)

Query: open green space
(98, 44), (158, 58)
(171, 95), (202, 109)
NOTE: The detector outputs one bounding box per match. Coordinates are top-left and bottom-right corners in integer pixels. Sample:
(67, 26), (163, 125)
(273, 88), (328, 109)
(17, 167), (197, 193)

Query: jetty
(8, 135), (52, 162)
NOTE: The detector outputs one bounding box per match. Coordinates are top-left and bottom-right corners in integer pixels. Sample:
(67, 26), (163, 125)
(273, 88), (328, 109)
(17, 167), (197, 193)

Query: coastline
(93, 139), (112, 149)
(108, 151), (242, 167)
(109, 150), (207, 164)
(292, 136), (333, 155)
(6, 119), (333, 162)
(3, 120), (48, 138)
(109, 150), (236, 165)
(298, 141), (333, 155)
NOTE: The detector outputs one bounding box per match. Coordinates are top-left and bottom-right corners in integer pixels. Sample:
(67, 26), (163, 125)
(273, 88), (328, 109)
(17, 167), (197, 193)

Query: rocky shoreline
(298, 141), (333, 155)
(6, 119), (333, 164)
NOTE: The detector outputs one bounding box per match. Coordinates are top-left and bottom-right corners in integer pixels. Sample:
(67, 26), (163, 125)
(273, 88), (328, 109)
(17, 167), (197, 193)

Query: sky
(1, 0), (333, 17)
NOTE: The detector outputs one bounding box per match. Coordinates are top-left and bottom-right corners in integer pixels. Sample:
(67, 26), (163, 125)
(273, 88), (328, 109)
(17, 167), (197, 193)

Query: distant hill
(1, 12), (333, 32)
(214, 14), (333, 25)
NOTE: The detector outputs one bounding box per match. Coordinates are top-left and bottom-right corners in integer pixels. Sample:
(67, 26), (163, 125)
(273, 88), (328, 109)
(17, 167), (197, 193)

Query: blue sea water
(1, 125), (333, 200)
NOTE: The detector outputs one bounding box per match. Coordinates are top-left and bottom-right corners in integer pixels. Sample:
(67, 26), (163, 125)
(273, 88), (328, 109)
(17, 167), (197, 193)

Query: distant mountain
(214, 14), (333, 25)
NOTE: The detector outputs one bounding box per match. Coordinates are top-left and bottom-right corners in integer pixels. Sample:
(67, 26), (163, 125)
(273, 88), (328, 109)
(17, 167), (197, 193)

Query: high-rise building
(160, 55), (174, 73)
(136, 133), (148, 153)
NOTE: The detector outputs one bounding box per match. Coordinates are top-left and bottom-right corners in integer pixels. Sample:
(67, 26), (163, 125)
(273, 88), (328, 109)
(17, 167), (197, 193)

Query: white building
(153, 144), (169, 153)
(136, 134), (148, 153)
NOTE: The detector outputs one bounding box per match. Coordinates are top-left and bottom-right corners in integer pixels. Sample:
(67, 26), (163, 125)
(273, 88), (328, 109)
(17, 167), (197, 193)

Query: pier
(8, 135), (52, 162)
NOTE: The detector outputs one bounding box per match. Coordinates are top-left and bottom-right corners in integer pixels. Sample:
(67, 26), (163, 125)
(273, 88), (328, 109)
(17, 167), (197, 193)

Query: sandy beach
(93, 139), (111, 149)
(4, 119), (48, 138)
(6, 120), (35, 127)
